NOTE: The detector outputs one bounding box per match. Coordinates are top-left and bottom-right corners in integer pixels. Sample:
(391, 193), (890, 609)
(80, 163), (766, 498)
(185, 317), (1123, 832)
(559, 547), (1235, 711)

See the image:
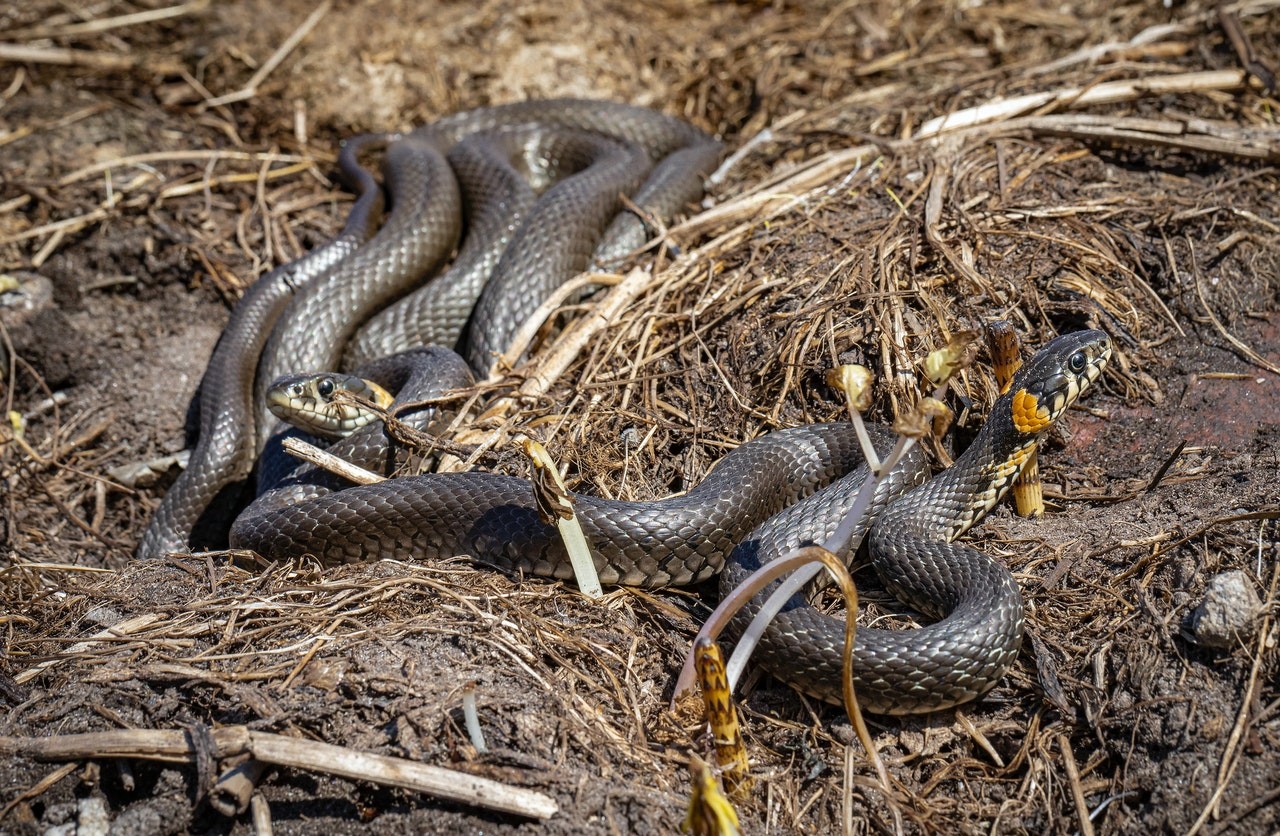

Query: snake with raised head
(137, 98), (1109, 712)
(235, 330), (1110, 713)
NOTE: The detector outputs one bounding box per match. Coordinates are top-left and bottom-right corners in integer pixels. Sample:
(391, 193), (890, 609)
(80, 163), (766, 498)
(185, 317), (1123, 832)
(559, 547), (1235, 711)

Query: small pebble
(1184, 570), (1262, 650)
(0, 272), (53, 316)
(77, 796), (110, 836)
(83, 606), (124, 627)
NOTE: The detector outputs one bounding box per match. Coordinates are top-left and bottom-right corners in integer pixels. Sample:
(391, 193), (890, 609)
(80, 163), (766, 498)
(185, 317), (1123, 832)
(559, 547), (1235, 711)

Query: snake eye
(317, 377), (336, 399)
(1068, 351), (1087, 373)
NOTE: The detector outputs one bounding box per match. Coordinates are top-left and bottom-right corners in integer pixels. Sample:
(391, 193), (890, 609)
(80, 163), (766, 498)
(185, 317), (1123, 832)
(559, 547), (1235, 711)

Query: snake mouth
(265, 388), (328, 436)
(266, 372), (395, 439)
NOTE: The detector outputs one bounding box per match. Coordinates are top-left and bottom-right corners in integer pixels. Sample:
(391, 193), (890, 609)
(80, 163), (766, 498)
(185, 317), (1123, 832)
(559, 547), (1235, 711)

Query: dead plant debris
(1, 0), (1278, 833)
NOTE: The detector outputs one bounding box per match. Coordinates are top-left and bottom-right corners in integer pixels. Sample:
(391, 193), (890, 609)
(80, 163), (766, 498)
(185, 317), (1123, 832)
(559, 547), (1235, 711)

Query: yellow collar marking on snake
(1011, 388), (1052, 433)
(367, 381), (396, 410)
(953, 440), (1038, 537)
(999, 442), (1035, 477)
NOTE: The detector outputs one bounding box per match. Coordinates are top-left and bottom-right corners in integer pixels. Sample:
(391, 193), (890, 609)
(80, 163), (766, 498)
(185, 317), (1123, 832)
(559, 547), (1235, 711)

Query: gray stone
(1184, 570), (1263, 650)
(76, 796), (110, 836)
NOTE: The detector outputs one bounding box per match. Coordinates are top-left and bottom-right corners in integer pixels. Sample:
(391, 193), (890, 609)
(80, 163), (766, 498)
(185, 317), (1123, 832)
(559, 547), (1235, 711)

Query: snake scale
(139, 98), (1111, 712)
(139, 99), (722, 558)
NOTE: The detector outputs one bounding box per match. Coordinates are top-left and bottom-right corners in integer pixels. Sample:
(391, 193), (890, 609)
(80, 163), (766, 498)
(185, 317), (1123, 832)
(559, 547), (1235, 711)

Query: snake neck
(880, 392), (1043, 544)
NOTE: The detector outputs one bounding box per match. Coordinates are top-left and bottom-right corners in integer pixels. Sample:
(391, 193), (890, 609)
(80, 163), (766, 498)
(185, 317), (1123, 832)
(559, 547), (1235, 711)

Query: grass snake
(138, 97), (1111, 712)
(138, 100), (721, 558)
(235, 331), (1110, 713)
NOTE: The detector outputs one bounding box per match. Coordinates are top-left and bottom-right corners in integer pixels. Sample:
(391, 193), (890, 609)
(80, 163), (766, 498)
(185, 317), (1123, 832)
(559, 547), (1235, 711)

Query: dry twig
(0, 727), (558, 820)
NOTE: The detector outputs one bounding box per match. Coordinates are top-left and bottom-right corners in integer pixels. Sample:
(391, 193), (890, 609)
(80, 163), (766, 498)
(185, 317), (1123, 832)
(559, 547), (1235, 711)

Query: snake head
(266, 372), (393, 439)
(1007, 329), (1111, 435)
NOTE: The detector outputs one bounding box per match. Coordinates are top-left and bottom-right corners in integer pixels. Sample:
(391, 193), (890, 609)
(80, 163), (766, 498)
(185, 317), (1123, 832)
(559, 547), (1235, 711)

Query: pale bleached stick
(15, 614), (161, 684)
(4, 1), (209, 41)
(492, 272), (622, 377)
(998, 113), (1279, 161)
(0, 727), (559, 820)
(443, 267), (659, 469)
(671, 143), (880, 242)
(0, 208), (110, 247)
(1029, 0), (1280, 78)
(0, 43), (184, 73)
(917, 69), (1251, 137)
(58, 150), (312, 187)
(280, 436), (384, 485)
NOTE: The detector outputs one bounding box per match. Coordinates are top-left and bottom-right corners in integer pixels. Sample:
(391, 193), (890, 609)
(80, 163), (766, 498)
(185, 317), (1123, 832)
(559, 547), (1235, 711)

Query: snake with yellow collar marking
(248, 330), (1110, 713)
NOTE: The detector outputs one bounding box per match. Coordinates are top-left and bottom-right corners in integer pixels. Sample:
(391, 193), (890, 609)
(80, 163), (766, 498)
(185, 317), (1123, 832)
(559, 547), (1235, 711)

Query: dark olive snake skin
(139, 97), (1110, 713)
(136, 135), (387, 559)
(233, 332), (1110, 713)
(138, 100), (722, 558)
(724, 330), (1110, 712)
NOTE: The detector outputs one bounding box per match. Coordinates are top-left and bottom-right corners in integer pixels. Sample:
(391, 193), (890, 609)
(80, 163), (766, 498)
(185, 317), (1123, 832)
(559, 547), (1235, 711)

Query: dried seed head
(891, 408), (931, 439)
(892, 396), (953, 438)
(826, 364), (874, 412)
(924, 329), (980, 385)
(919, 396), (954, 436)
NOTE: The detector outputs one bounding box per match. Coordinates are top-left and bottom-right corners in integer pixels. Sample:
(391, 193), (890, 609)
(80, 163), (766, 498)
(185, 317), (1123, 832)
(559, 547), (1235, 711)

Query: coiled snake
(235, 331), (1110, 713)
(139, 99), (1111, 713)
(139, 99), (722, 558)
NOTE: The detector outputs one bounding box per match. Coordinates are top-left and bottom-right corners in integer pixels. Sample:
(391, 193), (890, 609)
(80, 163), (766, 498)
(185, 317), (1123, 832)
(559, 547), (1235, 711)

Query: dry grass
(1, 0), (1279, 832)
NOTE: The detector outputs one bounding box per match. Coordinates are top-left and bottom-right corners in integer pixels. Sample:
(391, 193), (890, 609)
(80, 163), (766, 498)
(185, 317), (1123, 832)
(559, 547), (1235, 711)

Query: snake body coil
(140, 98), (1111, 713)
(723, 329), (1109, 712)
(138, 100), (722, 558)
(236, 332), (1109, 713)
(136, 136), (386, 559)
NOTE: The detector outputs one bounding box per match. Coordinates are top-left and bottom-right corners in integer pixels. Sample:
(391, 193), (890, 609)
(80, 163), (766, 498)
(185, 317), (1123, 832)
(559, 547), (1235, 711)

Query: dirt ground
(1, 0), (1278, 833)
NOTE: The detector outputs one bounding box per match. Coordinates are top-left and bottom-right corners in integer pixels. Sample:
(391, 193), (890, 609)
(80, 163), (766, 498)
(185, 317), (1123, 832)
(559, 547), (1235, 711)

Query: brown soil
(1, 1), (1278, 833)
